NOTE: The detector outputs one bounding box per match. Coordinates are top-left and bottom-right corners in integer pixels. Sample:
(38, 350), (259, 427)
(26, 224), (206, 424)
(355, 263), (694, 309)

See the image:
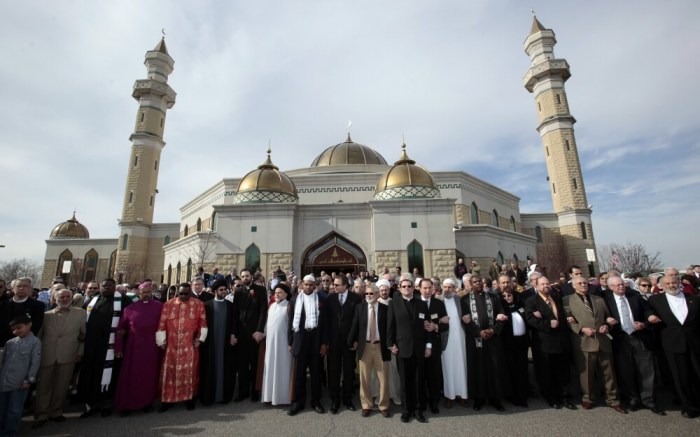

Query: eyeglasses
(639, 284), (650, 288)
(400, 285), (413, 288)
(366, 292), (375, 295)
(322, 280), (331, 282)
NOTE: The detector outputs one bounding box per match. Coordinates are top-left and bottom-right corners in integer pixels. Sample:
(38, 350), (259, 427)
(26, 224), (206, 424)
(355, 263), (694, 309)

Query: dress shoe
(158, 403), (171, 413)
(457, 397), (470, 407)
(185, 400), (196, 411)
(550, 403), (562, 410)
(682, 410), (699, 419)
(118, 410), (131, 417)
(345, 401), (356, 411)
(493, 402), (505, 412)
(473, 400), (484, 411)
(287, 404), (302, 416)
(142, 405), (154, 413)
(79, 409), (95, 419)
(444, 398), (454, 409)
(414, 412), (427, 423)
(612, 405), (628, 414)
(627, 402), (639, 412)
(49, 415), (67, 422)
(400, 412), (411, 423)
(361, 409), (371, 417)
(330, 404), (339, 414)
(563, 401), (577, 410)
(648, 406), (666, 416)
(233, 395), (249, 403)
(100, 409), (112, 417)
(581, 401), (593, 410)
(32, 420), (47, 429)
(313, 403), (325, 414)
(380, 409), (390, 418)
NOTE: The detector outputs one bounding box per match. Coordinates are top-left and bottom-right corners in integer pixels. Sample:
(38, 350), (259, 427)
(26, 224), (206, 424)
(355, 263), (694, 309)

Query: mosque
(41, 17), (598, 287)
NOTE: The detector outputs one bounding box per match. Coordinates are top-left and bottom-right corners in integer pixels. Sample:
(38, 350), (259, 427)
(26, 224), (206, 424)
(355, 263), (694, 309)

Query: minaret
(523, 17), (597, 274)
(115, 38), (176, 281)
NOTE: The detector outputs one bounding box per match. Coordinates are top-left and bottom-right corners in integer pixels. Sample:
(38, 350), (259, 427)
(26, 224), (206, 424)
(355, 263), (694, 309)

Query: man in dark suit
(348, 284), (391, 417)
(524, 275), (575, 410)
(234, 268), (268, 402)
(560, 265), (583, 297)
(603, 276), (663, 415)
(563, 277), (626, 413)
(192, 277), (213, 302)
(288, 275), (329, 416)
(647, 274), (700, 418)
(417, 278), (447, 414)
(327, 274), (362, 413)
(387, 277), (431, 423)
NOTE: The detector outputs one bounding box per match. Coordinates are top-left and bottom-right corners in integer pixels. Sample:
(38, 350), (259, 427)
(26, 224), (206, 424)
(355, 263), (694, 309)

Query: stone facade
(426, 249), (456, 280)
(374, 250), (402, 273)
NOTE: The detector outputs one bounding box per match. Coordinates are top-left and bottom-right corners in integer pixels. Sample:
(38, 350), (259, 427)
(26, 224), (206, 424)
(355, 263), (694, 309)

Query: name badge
(419, 313), (425, 319)
(518, 308), (525, 314)
(431, 313), (438, 319)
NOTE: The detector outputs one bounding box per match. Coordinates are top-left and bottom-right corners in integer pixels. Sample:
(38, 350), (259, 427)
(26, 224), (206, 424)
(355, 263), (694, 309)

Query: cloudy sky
(1, 1), (698, 269)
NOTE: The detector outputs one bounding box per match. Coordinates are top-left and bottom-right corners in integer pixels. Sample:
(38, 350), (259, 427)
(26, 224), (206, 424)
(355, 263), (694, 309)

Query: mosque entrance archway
(302, 232), (367, 277)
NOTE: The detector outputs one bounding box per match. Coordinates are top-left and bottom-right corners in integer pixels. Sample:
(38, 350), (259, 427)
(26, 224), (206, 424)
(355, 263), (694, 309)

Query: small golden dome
(374, 144), (440, 200)
(50, 212), (90, 239)
(234, 149), (298, 203)
(311, 134), (388, 167)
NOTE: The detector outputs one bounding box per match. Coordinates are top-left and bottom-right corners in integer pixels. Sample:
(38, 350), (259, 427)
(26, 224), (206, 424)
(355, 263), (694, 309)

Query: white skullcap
(376, 279), (391, 288)
(443, 278), (456, 286)
(303, 274), (315, 283)
(415, 278), (422, 286)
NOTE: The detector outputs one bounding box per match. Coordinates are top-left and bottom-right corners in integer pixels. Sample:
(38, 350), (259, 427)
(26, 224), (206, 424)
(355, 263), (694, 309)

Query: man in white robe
(261, 283), (292, 405)
(440, 279), (469, 407)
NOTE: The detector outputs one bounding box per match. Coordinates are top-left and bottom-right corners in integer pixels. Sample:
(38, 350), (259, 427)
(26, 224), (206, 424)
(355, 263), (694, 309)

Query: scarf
(292, 292), (318, 332)
(469, 291), (493, 349)
(86, 292), (123, 392)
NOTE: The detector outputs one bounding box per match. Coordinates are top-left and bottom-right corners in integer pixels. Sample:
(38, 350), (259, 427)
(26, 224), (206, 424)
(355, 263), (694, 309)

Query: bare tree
(66, 259), (87, 288)
(115, 262), (146, 284)
(536, 233), (574, 281)
(597, 242), (663, 275)
(188, 231), (217, 270)
(0, 258), (43, 285)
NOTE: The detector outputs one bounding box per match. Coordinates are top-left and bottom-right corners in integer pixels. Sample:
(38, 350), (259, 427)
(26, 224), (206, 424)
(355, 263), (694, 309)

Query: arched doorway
(302, 232), (367, 276)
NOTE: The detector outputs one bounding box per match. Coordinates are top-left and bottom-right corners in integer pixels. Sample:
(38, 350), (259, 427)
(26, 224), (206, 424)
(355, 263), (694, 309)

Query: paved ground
(20, 387), (699, 437)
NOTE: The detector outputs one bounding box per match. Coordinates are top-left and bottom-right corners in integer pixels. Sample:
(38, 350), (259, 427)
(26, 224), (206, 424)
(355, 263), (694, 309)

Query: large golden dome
(311, 134), (387, 167)
(234, 149), (298, 204)
(374, 144), (440, 200)
(50, 212), (90, 239)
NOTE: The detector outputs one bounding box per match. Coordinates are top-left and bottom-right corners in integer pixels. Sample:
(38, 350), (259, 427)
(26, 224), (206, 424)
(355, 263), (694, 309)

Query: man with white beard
(439, 279), (468, 407)
(647, 274), (700, 418)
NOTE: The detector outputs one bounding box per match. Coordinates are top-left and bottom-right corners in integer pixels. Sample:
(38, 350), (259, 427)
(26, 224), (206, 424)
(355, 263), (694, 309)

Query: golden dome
(50, 212), (90, 239)
(234, 149), (298, 203)
(311, 134), (387, 167)
(374, 144), (440, 200)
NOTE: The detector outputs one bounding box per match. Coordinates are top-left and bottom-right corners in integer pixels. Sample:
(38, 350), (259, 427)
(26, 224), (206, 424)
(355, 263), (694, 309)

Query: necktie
(546, 297), (558, 318)
(620, 296), (634, 335)
(340, 293), (344, 306)
(582, 295), (594, 315)
(369, 304), (377, 343)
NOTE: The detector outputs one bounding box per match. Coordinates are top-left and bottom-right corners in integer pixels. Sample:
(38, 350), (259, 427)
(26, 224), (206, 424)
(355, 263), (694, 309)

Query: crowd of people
(0, 261), (699, 433)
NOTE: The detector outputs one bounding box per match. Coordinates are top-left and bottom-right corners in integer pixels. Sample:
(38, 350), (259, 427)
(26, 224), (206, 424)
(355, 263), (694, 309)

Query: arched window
(509, 216), (516, 232)
(211, 212), (217, 231)
(470, 202), (479, 224)
(176, 262), (181, 284)
(497, 251), (504, 266)
(491, 209), (499, 227)
(186, 258), (193, 281)
(407, 240), (424, 277)
(121, 234), (128, 250)
(580, 222), (588, 240)
(196, 218), (202, 232)
(167, 264), (172, 286)
(56, 249), (73, 277)
(83, 249), (98, 282)
(164, 235), (171, 246)
(535, 226), (543, 243)
(245, 244), (261, 272)
(184, 225), (189, 237)
(108, 250), (117, 278)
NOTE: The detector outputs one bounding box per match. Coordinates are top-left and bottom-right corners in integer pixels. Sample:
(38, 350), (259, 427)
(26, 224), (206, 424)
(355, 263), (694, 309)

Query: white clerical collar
(214, 297), (225, 301)
(12, 296), (28, 303)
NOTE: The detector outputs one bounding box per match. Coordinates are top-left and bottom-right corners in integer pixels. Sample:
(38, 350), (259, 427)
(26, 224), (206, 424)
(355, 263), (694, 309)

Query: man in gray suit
(563, 277), (626, 413)
(34, 288), (86, 428)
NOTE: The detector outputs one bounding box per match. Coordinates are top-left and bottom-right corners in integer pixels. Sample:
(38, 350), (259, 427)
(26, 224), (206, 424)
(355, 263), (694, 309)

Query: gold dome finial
(396, 139), (414, 165)
(259, 146), (276, 169)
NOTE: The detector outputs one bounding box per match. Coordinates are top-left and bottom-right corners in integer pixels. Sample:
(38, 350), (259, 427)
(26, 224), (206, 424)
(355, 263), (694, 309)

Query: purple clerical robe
(114, 299), (164, 411)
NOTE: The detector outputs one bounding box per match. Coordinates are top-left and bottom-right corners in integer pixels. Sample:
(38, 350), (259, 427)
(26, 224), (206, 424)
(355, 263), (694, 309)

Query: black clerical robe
(200, 298), (239, 405)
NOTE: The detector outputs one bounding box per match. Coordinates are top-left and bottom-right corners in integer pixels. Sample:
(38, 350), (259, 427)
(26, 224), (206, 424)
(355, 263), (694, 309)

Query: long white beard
(665, 287), (681, 296)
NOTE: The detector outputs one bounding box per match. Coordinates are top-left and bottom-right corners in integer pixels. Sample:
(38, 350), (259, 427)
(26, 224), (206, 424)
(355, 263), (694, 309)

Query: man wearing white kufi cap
(440, 278), (469, 407)
(287, 274), (329, 416)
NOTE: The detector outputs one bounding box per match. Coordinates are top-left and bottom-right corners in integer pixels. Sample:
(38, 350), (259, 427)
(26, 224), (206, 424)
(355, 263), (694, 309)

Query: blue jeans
(0, 388), (29, 436)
